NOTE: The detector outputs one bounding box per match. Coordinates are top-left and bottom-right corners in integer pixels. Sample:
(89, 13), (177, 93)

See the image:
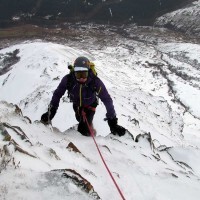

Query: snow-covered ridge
(0, 101), (200, 200)
(155, 0), (200, 37)
(0, 40), (200, 199)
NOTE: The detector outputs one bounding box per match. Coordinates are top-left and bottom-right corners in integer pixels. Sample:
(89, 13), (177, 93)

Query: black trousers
(73, 104), (96, 136)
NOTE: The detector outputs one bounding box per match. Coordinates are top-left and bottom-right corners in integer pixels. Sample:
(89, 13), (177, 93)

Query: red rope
(82, 111), (126, 200)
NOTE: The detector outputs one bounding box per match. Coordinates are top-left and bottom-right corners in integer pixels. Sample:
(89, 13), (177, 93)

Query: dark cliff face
(0, 0), (194, 26)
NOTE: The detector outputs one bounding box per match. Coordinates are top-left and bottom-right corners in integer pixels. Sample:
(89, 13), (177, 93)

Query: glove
(41, 105), (57, 124)
(107, 117), (126, 136)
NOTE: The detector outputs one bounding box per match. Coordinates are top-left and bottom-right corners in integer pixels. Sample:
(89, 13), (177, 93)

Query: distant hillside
(155, 0), (200, 38)
(0, 0), (194, 26)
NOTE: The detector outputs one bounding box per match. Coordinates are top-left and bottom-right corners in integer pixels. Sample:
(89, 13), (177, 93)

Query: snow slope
(0, 40), (200, 199)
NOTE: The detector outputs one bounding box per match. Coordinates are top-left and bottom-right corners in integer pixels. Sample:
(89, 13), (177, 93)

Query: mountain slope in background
(0, 0), (194, 26)
(0, 38), (200, 199)
(155, 0), (200, 37)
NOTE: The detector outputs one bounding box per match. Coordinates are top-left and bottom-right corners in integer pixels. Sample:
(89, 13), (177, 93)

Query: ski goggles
(74, 71), (88, 79)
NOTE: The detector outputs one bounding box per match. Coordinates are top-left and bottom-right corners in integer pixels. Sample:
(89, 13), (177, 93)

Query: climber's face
(75, 71), (88, 83)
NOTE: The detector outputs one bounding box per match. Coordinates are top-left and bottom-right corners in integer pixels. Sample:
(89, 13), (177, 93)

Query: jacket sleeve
(50, 75), (68, 108)
(95, 77), (116, 119)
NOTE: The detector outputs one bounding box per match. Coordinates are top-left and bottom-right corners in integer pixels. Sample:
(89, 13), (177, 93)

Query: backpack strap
(89, 62), (97, 76)
(88, 71), (97, 92)
(66, 73), (75, 100)
(87, 74), (100, 105)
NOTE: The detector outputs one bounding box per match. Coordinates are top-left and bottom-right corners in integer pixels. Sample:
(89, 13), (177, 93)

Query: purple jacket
(50, 71), (116, 119)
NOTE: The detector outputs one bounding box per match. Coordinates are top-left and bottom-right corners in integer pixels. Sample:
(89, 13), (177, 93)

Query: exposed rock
(54, 169), (101, 199)
(0, 49), (20, 76)
(49, 148), (60, 160)
(2, 122), (32, 145)
(135, 132), (154, 146)
(0, 123), (11, 141)
(67, 142), (81, 154)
